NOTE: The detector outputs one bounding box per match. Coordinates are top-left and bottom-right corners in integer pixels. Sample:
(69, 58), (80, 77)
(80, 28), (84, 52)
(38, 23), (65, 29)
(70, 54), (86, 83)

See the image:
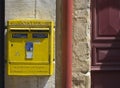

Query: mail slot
(7, 19), (54, 76)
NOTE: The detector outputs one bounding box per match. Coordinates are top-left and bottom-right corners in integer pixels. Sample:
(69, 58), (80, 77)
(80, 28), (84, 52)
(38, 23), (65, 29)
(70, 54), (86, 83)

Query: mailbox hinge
(49, 55), (51, 63)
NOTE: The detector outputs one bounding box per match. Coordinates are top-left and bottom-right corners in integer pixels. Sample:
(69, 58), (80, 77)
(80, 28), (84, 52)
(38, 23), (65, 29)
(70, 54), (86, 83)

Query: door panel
(91, 0), (120, 88)
(92, 43), (120, 66)
(92, 0), (120, 41)
(91, 71), (120, 88)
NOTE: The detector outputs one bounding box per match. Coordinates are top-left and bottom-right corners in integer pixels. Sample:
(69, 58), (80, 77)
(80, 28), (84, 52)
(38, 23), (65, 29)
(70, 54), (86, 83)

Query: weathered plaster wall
(5, 0), (56, 88)
(5, 0), (91, 88)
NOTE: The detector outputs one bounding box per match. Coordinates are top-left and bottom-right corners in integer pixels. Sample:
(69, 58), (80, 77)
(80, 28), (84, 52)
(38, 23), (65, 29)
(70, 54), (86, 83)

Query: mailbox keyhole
(11, 44), (13, 47)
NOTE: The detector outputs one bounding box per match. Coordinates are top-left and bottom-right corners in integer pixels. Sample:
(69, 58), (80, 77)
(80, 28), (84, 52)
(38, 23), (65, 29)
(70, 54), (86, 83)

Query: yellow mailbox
(7, 19), (54, 76)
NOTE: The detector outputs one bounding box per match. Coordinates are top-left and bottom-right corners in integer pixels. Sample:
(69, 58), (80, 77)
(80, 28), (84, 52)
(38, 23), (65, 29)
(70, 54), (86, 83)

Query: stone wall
(5, 0), (56, 88)
(72, 0), (91, 88)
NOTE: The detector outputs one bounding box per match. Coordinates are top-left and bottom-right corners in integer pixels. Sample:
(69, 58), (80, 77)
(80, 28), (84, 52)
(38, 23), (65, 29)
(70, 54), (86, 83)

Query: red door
(91, 0), (120, 88)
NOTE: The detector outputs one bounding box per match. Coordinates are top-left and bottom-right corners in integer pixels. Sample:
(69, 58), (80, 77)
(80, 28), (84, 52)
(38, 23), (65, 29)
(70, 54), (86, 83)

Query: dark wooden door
(91, 0), (120, 88)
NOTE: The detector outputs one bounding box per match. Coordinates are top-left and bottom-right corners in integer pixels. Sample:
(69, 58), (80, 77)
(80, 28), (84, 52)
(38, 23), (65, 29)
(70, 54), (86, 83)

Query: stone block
(72, 42), (90, 73)
(74, 9), (88, 19)
(74, 0), (88, 9)
(73, 20), (88, 42)
(72, 72), (90, 88)
(73, 42), (89, 57)
(72, 53), (90, 73)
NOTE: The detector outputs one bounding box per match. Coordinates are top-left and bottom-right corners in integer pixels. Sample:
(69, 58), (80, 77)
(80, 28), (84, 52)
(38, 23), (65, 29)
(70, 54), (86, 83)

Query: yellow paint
(7, 19), (54, 76)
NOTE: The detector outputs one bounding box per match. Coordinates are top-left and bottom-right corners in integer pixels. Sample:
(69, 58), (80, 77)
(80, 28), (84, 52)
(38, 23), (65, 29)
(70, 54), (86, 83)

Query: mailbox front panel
(7, 19), (54, 76)
(8, 32), (49, 63)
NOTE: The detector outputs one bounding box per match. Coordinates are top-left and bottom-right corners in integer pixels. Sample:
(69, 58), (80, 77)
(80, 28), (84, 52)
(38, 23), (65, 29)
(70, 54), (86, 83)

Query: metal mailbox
(7, 19), (54, 76)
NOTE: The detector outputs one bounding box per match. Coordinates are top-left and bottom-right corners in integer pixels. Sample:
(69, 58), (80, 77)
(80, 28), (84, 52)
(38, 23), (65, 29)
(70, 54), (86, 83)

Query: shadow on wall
(5, 75), (50, 88)
(37, 77), (50, 88)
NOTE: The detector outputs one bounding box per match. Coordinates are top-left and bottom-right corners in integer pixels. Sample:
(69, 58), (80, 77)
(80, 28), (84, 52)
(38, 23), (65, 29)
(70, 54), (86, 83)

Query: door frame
(0, 0), (5, 87)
